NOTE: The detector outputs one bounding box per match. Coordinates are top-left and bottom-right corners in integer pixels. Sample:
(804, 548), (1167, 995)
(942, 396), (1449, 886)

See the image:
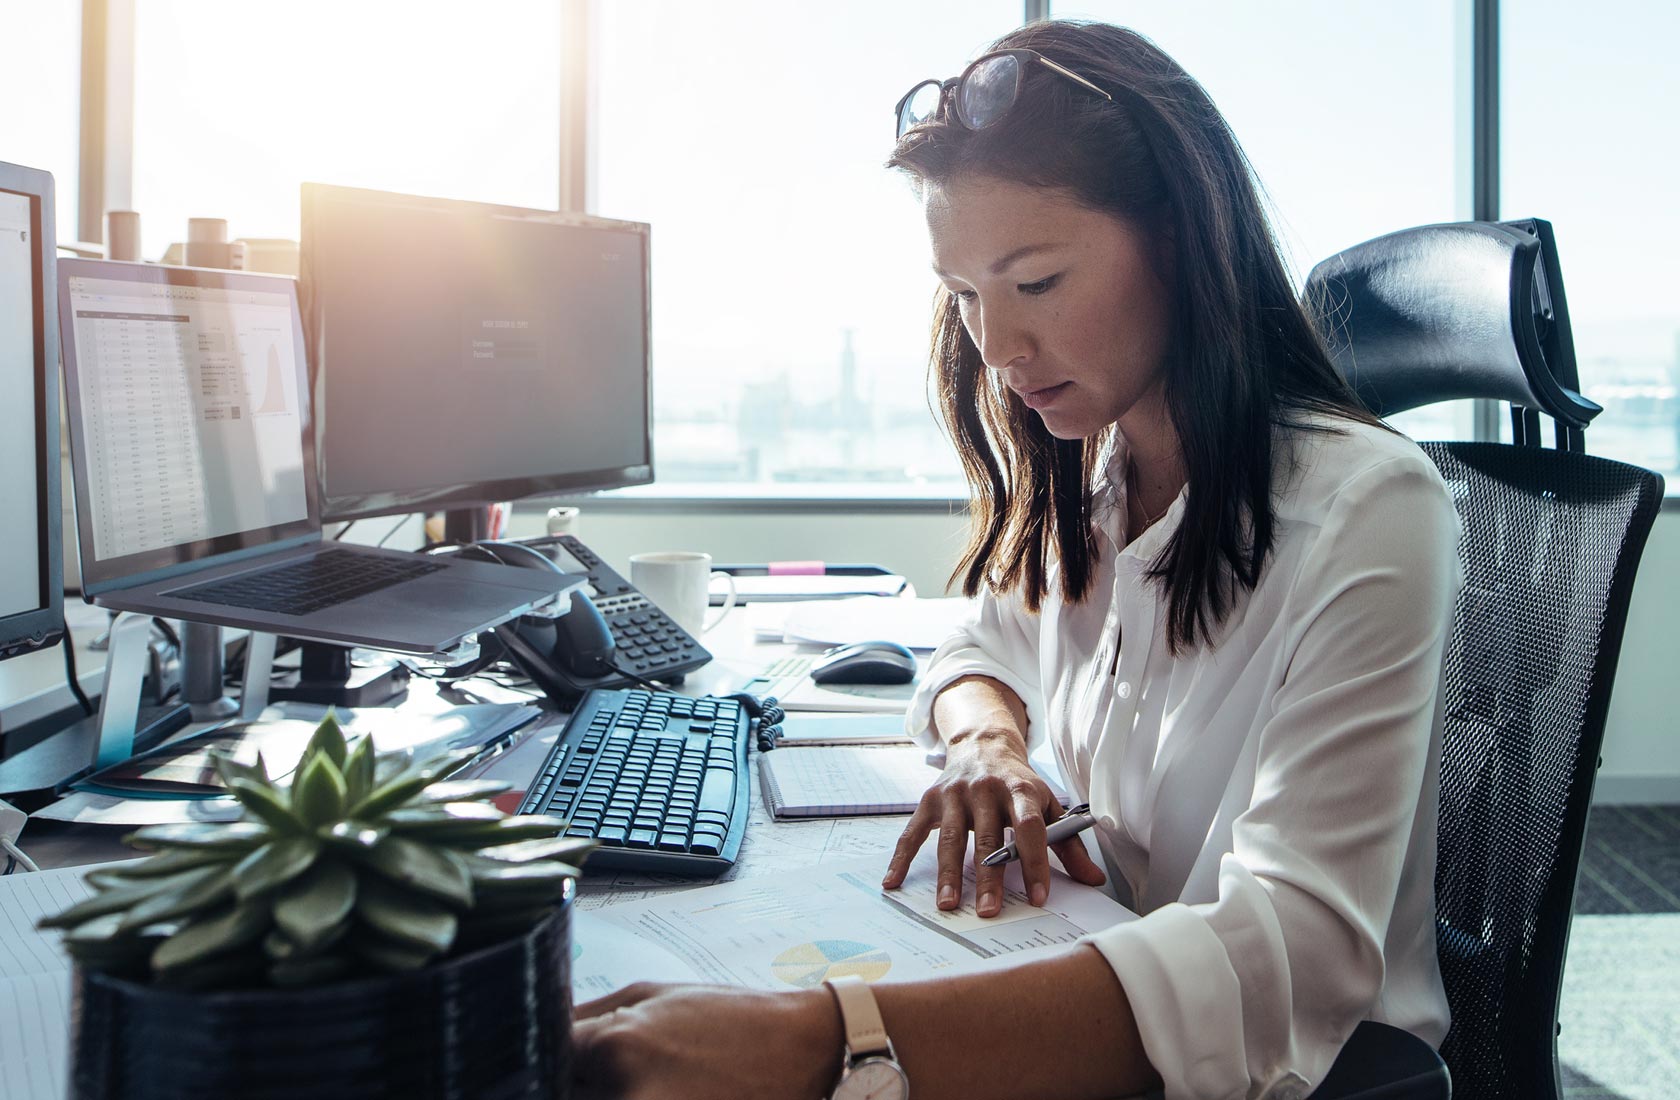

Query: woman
(573, 20), (1459, 1100)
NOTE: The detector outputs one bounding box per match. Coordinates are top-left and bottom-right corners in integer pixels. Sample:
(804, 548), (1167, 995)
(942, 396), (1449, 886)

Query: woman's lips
(1018, 381), (1072, 410)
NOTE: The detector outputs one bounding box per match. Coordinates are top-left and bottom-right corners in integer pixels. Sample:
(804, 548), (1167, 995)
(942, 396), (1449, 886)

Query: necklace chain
(1126, 463), (1171, 529)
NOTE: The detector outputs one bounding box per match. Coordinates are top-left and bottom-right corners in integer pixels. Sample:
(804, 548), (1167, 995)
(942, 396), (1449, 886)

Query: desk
(14, 605), (911, 891)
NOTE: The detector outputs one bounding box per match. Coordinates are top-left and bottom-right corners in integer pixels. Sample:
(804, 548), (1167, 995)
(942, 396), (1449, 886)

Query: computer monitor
(0, 160), (63, 663)
(299, 183), (654, 524)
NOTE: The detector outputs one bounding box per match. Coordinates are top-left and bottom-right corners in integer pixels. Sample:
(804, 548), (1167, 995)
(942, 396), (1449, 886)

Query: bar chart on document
(67, 276), (311, 562)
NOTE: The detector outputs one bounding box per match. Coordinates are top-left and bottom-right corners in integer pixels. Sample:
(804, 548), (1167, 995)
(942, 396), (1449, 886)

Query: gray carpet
(1559, 804), (1680, 1100)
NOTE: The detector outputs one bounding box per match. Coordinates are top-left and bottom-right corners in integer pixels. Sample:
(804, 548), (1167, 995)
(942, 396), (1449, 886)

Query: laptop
(57, 258), (582, 656)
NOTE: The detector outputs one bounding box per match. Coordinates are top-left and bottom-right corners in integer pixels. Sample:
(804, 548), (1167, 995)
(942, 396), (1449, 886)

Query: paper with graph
(570, 844), (1134, 1000)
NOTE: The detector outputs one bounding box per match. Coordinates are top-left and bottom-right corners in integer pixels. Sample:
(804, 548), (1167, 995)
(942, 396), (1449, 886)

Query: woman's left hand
(572, 981), (842, 1100)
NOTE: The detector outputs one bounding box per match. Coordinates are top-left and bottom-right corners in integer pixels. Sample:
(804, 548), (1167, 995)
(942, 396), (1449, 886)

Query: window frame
(93, 0), (1676, 508)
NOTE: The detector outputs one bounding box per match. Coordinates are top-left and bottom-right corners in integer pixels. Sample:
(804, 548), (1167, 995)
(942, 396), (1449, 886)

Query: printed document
(572, 844), (1134, 1000)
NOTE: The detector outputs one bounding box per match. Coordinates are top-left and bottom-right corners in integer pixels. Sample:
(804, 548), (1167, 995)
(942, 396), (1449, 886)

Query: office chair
(1302, 219), (1665, 1100)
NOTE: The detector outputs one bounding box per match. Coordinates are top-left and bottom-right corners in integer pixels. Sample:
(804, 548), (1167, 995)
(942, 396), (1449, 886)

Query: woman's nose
(972, 305), (1030, 372)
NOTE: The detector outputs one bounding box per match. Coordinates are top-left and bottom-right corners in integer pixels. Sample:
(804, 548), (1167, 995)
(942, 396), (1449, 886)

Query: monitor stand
(266, 641), (410, 708)
(0, 613), (274, 798)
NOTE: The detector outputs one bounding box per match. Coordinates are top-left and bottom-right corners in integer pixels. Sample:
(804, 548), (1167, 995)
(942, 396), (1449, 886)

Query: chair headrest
(1305, 219), (1601, 428)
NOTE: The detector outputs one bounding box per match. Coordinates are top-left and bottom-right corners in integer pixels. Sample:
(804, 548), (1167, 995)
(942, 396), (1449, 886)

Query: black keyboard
(172, 549), (445, 615)
(519, 688), (752, 875)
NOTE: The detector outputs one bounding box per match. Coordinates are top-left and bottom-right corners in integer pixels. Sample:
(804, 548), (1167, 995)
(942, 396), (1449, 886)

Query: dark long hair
(888, 20), (1381, 652)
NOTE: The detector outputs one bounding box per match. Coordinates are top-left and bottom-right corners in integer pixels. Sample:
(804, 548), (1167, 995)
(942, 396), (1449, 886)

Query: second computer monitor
(300, 183), (653, 523)
(0, 159), (62, 663)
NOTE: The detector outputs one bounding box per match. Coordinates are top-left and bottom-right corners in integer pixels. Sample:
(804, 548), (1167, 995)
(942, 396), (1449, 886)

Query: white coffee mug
(629, 551), (737, 636)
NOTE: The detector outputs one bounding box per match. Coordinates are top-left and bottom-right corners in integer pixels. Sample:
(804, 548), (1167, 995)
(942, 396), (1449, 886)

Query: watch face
(836, 1057), (909, 1100)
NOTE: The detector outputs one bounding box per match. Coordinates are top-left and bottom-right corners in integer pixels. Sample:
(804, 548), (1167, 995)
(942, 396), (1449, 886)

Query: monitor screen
(0, 161), (62, 660)
(58, 261), (318, 596)
(300, 184), (654, 523)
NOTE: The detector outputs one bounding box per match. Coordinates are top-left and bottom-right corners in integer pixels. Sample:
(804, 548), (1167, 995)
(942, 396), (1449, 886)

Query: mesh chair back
(1424, 441), (1663, 1100)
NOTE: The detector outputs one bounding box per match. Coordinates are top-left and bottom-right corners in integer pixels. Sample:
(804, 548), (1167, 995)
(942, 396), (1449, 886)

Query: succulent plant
(41, 713), (594, 990)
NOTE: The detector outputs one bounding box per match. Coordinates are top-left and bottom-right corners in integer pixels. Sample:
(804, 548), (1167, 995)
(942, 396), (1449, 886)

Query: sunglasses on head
(894, 48), (1114, 140)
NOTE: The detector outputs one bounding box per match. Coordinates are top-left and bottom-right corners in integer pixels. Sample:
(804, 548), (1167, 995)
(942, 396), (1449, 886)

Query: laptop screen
(59, 260), (320, 595)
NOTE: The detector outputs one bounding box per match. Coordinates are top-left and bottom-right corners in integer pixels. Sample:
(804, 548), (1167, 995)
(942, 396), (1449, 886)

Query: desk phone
(517, 534), (713, 687)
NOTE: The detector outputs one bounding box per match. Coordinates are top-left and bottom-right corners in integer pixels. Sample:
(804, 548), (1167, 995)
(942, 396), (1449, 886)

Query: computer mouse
(809, 640), (918, 686)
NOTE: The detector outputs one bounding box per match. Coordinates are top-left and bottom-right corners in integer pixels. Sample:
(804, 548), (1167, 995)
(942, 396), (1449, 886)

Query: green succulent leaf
(232, 835), (321, 900)
(387, 802), (505, 830)
(60, 911), (135, 947)
(303, 712), (350, 770)
(456, 815), (572, 848)
(273, 860), (357, 952)
(471, 836), (598, 866)
(356, 876), (458, 955)
(262, 921), (350, 960)
(42, 865), (225, 931)
(226, 778), (305, 833)
(353, 835), (473, 909)
(463, 857), (576, 908)
(349, 749), (478, 819)
(320, 820), (389, 851)
(125, 821), (270, 854)
(150, 899), (271, 973)
(416, 779), (514, 804)
(290, 753), (348, 827)
(211, 749), (269, 789)
(114, 864), (237, 935)
(83, 849), (223, 884)
(342, 731), (377, 803)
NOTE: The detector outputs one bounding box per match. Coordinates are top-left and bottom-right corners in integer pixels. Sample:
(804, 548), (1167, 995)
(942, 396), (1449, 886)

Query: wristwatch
(824, 975), (910, 1100)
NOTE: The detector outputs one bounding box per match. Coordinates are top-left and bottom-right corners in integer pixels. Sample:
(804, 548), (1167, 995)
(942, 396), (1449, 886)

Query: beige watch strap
(825, 975), (891, 1058)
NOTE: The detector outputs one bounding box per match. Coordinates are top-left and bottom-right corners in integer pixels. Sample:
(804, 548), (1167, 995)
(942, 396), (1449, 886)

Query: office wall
(515, 507), (1680, 804)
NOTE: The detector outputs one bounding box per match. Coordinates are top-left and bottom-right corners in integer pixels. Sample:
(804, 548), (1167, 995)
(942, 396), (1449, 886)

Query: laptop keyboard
(172, 549), (445, 616)
(519, 687), (752, 876)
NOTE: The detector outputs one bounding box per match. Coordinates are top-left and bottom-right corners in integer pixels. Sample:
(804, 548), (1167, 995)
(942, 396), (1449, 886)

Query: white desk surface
(13, 605), (915, 895)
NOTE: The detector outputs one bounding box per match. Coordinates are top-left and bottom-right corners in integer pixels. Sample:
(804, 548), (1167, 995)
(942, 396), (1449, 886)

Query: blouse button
(1116, 681), (1133, 700)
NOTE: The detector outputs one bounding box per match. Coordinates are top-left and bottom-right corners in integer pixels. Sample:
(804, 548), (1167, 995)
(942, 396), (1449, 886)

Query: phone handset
(443, 536), (713, 704)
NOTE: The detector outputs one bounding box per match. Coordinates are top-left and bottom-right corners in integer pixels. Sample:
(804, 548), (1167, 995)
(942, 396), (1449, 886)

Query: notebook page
(0, 864), (96, 1100)
(758, 745), (936, 817)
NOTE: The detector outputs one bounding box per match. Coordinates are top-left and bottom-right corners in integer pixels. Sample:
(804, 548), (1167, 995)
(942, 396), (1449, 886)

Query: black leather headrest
(1305, 219), (1600, 428)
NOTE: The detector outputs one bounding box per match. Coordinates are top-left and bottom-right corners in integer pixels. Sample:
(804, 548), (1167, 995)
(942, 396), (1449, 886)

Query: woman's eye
(1018, 275), (1060, 295)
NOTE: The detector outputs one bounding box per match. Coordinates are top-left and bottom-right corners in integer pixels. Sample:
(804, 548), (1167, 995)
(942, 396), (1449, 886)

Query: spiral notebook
(756, 744), (937, 818)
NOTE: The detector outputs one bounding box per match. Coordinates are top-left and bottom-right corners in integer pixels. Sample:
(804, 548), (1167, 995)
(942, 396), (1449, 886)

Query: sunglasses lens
(958, 54), (1021, 130)
(898, 81), (945, 136)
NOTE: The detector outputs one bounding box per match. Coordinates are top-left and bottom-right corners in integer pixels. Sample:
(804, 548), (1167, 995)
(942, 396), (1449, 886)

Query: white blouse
(907, 416), (1460, 1100)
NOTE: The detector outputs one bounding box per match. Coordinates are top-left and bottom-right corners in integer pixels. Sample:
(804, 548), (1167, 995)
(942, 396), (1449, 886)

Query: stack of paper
(778, 597), (975, 652)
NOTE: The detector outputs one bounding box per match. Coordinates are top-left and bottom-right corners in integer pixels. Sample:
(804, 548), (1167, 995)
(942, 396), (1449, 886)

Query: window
(592, 0), (1022, 492)
(1503, 0), (1679, 483)
(131, 0), (563, 261)
(3, 3), (81, 245)
(1051, 1), (1467, 445)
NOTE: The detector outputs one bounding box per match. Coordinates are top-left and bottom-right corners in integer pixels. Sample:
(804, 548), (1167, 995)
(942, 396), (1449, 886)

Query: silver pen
(980, 803), (1098, 867)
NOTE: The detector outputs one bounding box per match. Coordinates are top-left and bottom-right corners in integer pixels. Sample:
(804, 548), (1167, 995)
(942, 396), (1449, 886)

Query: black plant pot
(69, 898), (573, 1100)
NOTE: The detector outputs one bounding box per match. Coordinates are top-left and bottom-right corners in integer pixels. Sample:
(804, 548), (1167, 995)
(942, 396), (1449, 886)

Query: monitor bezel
(0, 160), (63, 655)
(57, 259), (322, 597)
(299, 182), (655, 524)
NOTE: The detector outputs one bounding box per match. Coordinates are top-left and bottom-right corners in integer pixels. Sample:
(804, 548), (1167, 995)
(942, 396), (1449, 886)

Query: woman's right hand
(881, 727), (1106, 918)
